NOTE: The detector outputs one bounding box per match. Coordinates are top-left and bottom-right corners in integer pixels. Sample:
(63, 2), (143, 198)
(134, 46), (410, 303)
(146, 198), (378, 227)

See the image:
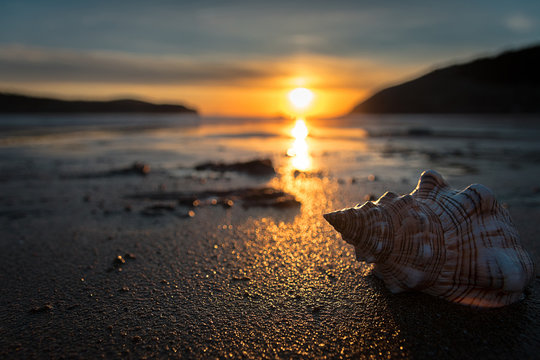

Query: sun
(288, 87), (314, 110)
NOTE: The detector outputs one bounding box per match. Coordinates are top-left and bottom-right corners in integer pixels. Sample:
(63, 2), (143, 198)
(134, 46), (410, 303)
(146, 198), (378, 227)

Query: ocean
(1, 113), (539, 202)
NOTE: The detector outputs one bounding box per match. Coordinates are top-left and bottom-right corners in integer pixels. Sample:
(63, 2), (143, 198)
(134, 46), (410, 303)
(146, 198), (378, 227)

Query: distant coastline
(351, 44), (540, 114)
(0, 93), (197, 114)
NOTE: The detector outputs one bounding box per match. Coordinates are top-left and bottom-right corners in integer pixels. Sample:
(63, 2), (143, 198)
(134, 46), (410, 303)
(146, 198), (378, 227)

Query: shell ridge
(379, 196), (446, 291)
(373, 205), (394, 262)
(433, 193), (468, 300)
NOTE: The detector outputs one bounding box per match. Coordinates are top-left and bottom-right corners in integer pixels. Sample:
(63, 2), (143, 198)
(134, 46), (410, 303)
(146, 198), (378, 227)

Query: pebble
(132, 335), (142, 343)
(113, 255), (125, 266)
(30, 303), (53, 313)
(222, 199), (234, 208)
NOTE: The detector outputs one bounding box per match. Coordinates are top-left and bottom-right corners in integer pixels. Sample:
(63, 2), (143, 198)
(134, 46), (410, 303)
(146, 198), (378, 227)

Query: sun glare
(291, 118), (309, 139)
(288, 88), (314, 110)
(287, 118), (311, 171)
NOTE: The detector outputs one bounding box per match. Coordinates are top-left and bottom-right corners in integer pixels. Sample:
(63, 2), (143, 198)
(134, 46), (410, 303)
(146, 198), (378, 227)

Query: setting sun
(288, 87), (314, 110)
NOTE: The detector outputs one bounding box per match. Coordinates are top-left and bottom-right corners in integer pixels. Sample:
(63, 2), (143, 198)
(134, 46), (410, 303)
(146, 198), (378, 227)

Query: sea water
(1, 113), (539, 202)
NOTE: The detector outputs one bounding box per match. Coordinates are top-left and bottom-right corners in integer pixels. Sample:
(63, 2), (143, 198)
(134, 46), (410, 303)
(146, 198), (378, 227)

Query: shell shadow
(379, 275), (539, 359)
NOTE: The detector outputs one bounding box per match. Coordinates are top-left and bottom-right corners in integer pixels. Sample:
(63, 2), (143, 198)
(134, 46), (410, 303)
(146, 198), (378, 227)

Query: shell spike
(323, 211), (348, 235)
(323, 206), (369, 246)
(411, 169), (450, 197)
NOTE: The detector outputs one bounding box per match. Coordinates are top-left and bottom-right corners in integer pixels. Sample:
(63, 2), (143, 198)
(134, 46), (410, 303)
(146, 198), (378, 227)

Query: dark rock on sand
(407, 127), (433, 136)
(194, 159), (276, 176)
(140, 204), (176, 217)
(118, 162), (150, 176)
(222, 199), (234, 208)
(177, 196), (199, 207)
(113, 255), (126, 267)
(126, 187), (300, 209)
(241, 187), (300, 208)
(29, 304), (53, 314)
(66, 162), (150, 179)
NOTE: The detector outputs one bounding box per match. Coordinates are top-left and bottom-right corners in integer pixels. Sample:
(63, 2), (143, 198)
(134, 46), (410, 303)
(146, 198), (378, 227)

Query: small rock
(141, 203), (176, 217)
(131, 162), (150, 175)
(222, 199), (234, 208)
(113, 255), (125, 267)
(30, 303), (53, 313)
(194, 159), (275, 176)
(132, 335), (142, 343)
(124, 253), (136, 260)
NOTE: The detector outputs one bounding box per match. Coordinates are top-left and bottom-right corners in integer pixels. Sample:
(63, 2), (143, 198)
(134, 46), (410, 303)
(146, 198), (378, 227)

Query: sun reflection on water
(287, 118), (312, 172)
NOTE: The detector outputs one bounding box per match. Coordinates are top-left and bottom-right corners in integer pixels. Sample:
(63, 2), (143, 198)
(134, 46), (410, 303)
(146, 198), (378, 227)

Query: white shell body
(324, 170), (535, 308)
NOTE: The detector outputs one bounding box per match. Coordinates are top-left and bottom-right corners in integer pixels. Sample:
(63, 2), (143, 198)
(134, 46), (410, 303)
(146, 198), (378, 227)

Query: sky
(1, 0), (539, 117)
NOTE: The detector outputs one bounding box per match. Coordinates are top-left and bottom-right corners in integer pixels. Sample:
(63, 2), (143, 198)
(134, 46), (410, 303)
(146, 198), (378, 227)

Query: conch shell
(324, 170), (534, 308)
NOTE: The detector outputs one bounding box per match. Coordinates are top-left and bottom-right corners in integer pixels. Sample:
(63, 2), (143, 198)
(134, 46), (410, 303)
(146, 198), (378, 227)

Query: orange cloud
(0, 46), (419, 117)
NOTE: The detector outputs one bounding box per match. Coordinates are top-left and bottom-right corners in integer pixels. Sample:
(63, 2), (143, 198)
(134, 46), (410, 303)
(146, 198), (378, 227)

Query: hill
(0, 93), (197, 114)
(351, 44), (540, 114)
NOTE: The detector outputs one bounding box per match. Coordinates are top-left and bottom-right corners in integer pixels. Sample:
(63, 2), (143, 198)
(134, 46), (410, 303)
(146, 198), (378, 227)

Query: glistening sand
(0, 114), (539, 358)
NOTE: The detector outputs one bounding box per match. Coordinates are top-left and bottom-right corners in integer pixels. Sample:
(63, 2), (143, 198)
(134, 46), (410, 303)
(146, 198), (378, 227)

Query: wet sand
(1, 160), (539, 359)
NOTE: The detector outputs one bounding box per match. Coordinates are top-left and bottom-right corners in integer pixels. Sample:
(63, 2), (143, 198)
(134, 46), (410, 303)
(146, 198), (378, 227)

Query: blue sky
(1, 0), (539, 116)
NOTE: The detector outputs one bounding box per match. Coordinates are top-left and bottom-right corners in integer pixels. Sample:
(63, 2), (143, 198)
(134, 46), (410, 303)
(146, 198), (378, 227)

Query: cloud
(0, 45), (418, 93)
(0, 45), (285, 86)
(504, 14), (535, 33)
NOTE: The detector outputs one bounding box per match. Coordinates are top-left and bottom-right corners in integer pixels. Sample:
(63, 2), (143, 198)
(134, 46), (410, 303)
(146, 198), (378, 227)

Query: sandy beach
(1, 115), (539, 359)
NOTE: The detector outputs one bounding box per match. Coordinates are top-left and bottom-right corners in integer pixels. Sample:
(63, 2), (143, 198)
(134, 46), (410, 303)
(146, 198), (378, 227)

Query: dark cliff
(0, 93), (197, 114)
(351, 44), (540, 114)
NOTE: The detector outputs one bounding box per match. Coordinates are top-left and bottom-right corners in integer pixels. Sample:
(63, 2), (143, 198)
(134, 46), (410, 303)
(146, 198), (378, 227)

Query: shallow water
(1, 113), (540, 199)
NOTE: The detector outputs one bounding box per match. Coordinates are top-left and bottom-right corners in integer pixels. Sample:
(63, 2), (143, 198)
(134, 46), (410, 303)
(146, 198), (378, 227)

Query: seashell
(324, 170), (534, 308)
